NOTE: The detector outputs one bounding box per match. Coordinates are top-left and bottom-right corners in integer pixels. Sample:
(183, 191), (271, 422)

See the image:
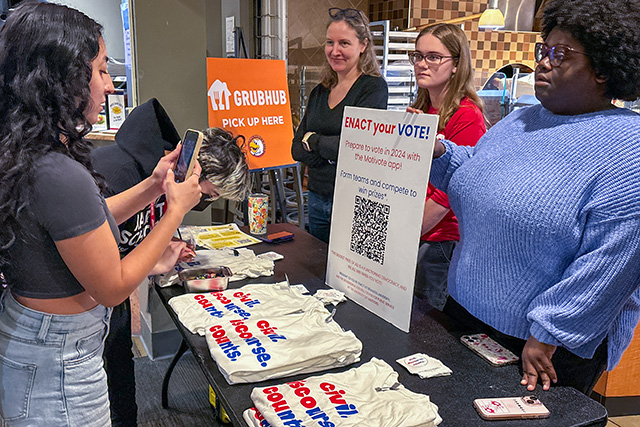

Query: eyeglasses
(534, 42), (588, 67)
(328, 8), (364, 20)
(408, 51), (457, 66)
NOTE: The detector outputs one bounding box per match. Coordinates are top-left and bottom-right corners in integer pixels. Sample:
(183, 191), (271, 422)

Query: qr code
(349, 195), (389, 265)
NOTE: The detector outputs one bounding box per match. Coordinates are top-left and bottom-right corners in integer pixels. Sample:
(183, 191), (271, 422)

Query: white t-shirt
(247, 358), (442, 427)
(205, 307), (362, 384)
(168, 282), (324, 335)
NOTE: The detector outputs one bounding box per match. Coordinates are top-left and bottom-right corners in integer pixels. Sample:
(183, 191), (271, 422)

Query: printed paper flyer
(326, 107), (438, 332)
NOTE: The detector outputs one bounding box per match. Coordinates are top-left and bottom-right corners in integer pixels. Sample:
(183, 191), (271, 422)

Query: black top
(91, 98), (179, 255)
(291, 74), (388, 197)
(5, 152), (118, 298)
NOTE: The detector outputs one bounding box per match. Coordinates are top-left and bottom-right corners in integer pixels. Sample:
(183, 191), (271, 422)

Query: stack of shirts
(205, 307), (361, 384)
(169, 282), (362, 384)
(244, 358), (442, 427)
(168, 282), (324, 335)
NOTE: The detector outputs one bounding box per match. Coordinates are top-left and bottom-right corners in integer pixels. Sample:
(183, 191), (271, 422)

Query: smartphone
(474, 396), (550, 420)
(255, 231), (294, 243)
(174, 129), (204, 182)
(460, 334), (519, 366)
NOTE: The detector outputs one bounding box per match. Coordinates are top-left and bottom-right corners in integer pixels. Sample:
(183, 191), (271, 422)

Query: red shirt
(422, 98), (486, 242)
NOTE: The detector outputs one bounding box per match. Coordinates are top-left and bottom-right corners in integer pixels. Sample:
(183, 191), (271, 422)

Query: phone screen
(174, 130), (199, 182)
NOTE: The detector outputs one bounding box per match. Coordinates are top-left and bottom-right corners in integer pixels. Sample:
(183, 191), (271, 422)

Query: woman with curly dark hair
(428, 0), (640, 395)
(0, 2), (201, 425)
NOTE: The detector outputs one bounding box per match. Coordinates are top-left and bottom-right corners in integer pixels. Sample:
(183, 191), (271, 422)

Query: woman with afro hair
(428, 0), (640, 395)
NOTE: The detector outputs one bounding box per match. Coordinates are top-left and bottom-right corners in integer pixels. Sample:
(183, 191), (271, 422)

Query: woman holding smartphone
(292, 7), (388, 243)
(407, 23), (485, 310)
(0, 3), (202, 425)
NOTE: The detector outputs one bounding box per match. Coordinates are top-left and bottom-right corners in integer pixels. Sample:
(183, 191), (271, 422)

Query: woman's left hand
(521, 336), (558, 391)
(148, 239), (187, 275)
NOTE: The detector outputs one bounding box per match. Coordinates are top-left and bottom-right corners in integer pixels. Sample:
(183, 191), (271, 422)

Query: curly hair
(411, 23), (484, 132)
(320, 9), (381, 89)
(199, 128), (251, 201)
(0, 2), (103, 256)
(542, 0), (640, 101)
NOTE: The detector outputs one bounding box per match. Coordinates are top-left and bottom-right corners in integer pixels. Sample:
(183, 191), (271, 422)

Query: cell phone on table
(174, 129), (204, 182)
(255, 231), (294, 243)
(460, 334), (519, 366)
(474, 396), (550, 420)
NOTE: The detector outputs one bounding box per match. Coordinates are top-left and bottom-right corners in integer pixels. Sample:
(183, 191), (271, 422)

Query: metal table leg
(161, 338), (189, 409)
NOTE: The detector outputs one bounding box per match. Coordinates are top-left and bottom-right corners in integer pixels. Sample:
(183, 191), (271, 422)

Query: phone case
(256, 231), (294, 243)
(460, 334), (519, 366)
(474, 396), (550, 420)
(174, 129), (204, 182)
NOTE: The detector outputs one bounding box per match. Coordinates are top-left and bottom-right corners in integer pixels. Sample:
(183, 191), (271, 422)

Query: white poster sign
(326, 107), (438, 332)
(225, 16), (235, 56)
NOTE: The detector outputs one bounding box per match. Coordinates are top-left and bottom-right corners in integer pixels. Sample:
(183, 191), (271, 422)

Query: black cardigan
(291, 74), (388, 198)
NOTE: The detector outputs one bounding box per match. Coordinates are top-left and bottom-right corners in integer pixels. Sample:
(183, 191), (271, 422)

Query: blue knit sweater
(431, 104), (640, 369)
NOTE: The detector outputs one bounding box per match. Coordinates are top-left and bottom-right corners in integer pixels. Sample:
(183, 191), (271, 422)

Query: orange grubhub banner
(206, 58), (295, 170)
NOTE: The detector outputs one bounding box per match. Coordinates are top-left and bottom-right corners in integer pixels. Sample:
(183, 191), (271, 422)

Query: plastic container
(178, 266), (232, 292)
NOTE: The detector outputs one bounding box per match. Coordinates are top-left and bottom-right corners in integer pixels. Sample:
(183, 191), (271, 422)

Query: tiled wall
(287, 0), (540, 118)
(368, 0), (409, 29)
(288, 0), (368, 124)
(385, 0), (539, 87)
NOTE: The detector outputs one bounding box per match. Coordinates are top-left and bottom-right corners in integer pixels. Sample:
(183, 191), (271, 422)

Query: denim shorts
(0, 290), (112, 426)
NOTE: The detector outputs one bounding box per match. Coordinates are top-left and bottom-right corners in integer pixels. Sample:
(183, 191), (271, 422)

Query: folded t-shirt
(205, 307), (362, 384)
(248, 358), (442, 427)
(168, 282), (324, 335)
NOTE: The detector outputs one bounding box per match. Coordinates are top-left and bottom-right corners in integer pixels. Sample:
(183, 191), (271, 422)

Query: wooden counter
(593, 322), (640, 415)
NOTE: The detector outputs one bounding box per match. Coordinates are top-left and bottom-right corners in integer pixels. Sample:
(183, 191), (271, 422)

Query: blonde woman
(292, 8), (388, 243)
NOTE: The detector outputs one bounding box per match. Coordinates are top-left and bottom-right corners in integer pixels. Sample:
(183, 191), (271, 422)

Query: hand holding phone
(460, 334), (519, 366)
(174, 129), (204, 182)
(474, 396), (550, 420)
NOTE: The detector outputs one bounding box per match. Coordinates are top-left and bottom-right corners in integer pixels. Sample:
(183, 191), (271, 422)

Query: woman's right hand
(163, 162), (203, 216)
(433, 141), (446, 159)
(406, 106), (424, 114)
(152, 145), (181, 195)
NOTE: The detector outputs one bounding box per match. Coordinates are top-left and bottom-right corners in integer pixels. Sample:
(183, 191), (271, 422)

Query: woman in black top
(292, 8), (388, 243)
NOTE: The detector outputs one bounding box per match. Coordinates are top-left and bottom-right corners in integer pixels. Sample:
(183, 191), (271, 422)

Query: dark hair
(320, 8), (381, 89)
(199, 128), (250, 201)
(0, 1), (103, 255)
(542, 0), (640, 101)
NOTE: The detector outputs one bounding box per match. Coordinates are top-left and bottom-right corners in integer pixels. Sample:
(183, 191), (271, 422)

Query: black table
(155, 223), (608, 426)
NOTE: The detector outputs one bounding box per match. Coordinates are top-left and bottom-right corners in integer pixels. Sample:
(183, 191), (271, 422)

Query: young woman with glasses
(291, 7), (388, 243)
(429, 0), (640, 395)
(407, 23), (486, 311)
(0, 3), (202, 424)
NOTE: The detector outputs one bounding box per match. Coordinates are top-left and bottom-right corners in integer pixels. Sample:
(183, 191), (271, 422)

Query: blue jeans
(0, 290), (112, 426)
(308, 191), (333, 244)
(414, 240), (456, 310)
